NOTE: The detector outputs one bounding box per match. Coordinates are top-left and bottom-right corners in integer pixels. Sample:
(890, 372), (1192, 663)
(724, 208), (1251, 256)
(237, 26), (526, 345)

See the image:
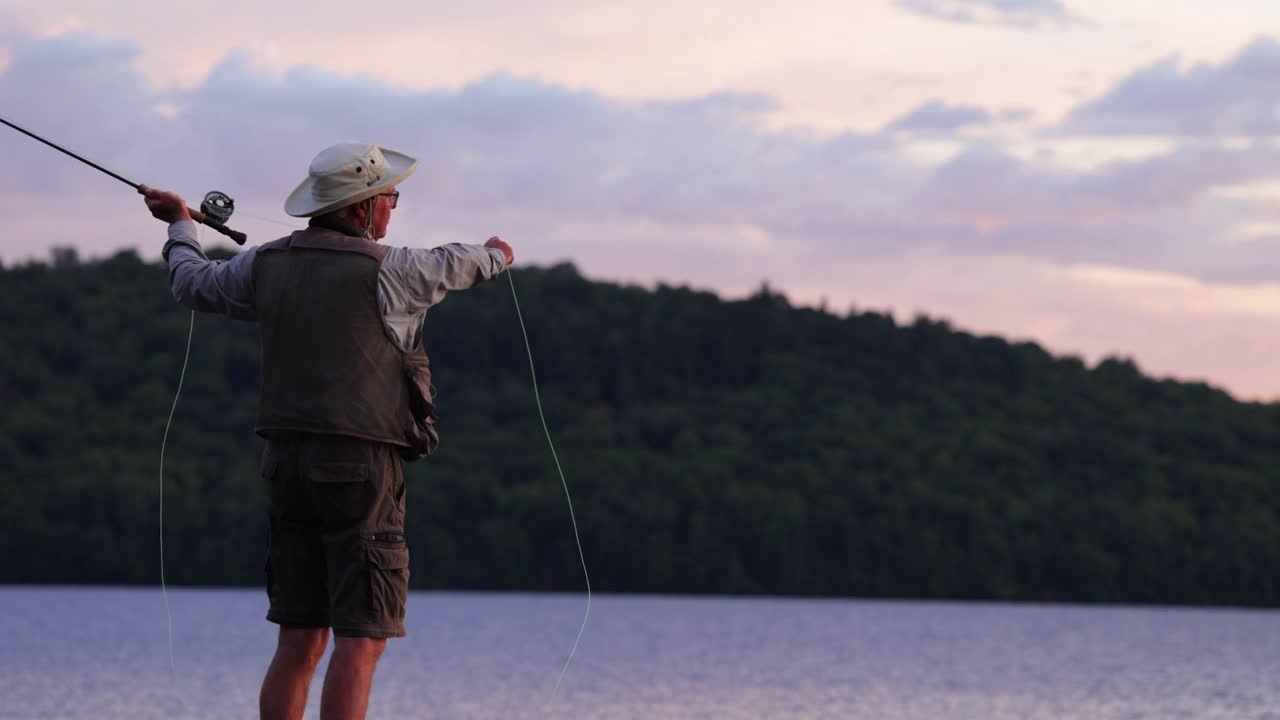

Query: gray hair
(316, 197), (378, 240)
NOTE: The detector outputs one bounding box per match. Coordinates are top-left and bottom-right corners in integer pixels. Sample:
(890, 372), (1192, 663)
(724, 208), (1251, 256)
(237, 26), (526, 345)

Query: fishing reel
(200, 191), (235, 224)
(196, 190), (247, 245)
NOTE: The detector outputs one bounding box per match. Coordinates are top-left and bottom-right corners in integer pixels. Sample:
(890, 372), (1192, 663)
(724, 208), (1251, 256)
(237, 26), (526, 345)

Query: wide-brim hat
(285, 143), (418, 217)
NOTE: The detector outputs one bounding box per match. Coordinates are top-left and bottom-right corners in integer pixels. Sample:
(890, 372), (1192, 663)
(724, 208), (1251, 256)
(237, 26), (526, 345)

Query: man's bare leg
(320, 636), (387, 720)
(261, 627), (330, 720)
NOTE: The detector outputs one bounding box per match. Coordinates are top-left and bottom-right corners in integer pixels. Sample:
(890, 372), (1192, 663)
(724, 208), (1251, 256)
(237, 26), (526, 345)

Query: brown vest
(253, 226), (431, 449)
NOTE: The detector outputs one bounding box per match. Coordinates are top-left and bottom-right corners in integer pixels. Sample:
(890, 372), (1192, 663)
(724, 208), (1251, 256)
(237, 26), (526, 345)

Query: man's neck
(308, 213), (368, 239)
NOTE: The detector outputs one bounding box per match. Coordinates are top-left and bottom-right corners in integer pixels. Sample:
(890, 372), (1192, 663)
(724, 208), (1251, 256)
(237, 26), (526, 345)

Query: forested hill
(2, 248), (1278, 607)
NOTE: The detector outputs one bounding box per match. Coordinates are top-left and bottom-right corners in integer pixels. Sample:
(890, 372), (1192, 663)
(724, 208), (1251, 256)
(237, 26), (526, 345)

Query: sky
(3, 0), (1280, 399)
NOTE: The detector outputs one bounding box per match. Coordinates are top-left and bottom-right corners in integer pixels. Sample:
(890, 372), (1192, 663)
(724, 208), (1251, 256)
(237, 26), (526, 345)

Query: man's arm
(143, 185), (257, 320)
(164, 220), (258, 320)
(381, 241), (510, 314)
(377, 238), (513, 350)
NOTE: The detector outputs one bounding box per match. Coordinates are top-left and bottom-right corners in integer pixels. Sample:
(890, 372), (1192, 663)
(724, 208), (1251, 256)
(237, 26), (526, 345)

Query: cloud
(885, 100), (993, 133)
(7, 29), (1280, 397)
(0, 32), (178, 193)
(0, 7), (32, 41)
(999, 107), (1035, 123)
(1062, 37), (1280, 138)
(897, 140), (1280, 282)
(896, 0), (1081, 28)
(4, 32), (1280, 285)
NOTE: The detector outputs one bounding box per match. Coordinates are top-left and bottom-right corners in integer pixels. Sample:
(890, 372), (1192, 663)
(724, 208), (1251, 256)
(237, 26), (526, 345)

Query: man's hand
(139, 185), (193, 224)
(485, 236), (515, 266)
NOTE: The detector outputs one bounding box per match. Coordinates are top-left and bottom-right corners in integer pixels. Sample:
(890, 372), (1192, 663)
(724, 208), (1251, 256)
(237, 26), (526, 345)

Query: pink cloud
(4, 29), (1280, 397)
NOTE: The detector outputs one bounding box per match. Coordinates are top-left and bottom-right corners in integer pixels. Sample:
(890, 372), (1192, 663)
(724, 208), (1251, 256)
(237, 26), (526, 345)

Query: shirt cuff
(486, 246), (509, 273)
(162, 220), (204, 263)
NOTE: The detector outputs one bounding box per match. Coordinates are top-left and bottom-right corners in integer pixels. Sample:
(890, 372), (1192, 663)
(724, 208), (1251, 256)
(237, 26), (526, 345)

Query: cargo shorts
(260, 432), (410, 638)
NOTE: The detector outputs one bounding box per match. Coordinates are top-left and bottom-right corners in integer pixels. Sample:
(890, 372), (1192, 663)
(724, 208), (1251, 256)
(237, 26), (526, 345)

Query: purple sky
(3, 1), (1280, 398)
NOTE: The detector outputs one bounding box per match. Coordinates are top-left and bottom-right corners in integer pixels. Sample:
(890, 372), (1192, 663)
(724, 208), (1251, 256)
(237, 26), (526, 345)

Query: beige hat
(285, 143), (419, 217)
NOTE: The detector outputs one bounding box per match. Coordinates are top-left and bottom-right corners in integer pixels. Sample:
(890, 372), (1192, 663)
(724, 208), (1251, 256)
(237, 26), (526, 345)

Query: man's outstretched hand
(485, 236), (515, 266)
(139, 185), (192, 224)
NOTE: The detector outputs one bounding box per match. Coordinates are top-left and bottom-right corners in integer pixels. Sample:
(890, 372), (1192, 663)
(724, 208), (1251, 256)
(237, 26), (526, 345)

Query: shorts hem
(266, 610), (329, 629)
(332, 624), (407, 639)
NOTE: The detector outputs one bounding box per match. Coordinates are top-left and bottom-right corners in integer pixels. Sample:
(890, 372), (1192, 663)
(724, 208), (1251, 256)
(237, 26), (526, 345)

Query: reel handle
(189, 208), (247, 245)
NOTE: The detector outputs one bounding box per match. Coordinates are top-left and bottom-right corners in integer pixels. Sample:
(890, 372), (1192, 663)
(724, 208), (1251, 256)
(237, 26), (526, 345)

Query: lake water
(1, 587), (1277, 719)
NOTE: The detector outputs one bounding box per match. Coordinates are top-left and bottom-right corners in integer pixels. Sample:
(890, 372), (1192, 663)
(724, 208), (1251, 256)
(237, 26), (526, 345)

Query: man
(141, 142), (515, 720)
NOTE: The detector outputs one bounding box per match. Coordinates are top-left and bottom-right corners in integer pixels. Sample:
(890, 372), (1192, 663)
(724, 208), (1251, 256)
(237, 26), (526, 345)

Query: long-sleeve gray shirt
(162, 220), (508, 350)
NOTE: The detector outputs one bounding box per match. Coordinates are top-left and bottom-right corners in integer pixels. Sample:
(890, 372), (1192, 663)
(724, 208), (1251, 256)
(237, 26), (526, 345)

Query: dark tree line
(1, 247), (1278, 606)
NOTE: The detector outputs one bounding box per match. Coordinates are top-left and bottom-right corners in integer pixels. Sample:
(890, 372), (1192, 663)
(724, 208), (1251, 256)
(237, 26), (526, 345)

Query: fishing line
(504, 268), (591, 710)
(159, 298), (196, 678)
(232, 208), (307, 230)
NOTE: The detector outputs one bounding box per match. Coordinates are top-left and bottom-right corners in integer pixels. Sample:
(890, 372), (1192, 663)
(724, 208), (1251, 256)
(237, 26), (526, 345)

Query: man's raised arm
(143, 186), (258, 321)
(379, 237), (514, 317)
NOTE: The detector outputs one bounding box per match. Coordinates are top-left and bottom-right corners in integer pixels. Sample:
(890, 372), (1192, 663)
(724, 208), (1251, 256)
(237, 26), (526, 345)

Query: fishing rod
(0, 115), (247, 245)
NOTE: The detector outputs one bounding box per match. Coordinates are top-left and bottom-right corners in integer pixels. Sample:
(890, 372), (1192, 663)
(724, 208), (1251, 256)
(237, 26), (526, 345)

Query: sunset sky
(3, 0), (1280, 398)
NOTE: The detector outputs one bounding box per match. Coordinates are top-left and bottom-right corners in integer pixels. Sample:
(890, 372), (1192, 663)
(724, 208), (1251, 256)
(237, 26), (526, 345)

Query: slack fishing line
(0, 114), (590, 705)
(505, 268), (592, 709)
(158, 294), (196, 679)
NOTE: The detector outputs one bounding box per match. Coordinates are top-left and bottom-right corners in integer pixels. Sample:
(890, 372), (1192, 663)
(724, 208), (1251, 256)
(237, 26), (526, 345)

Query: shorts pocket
(366, 539), (410, 628)
(307, 462), (370, 532)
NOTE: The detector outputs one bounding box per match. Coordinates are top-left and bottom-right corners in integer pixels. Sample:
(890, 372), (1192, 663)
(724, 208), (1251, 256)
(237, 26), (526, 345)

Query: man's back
(254, 228), (411, 447)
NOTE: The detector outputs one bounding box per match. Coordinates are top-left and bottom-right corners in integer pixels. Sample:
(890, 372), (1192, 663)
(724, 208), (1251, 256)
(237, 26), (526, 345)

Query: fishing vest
(252, 225), (438, 457)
